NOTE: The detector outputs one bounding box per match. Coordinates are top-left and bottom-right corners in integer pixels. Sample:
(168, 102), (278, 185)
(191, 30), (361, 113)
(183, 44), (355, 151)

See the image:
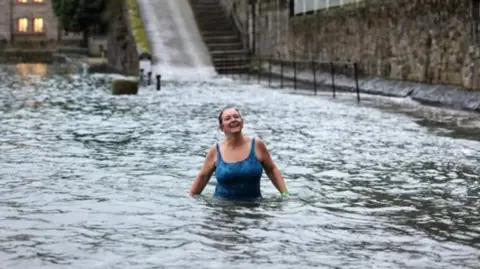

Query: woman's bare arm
(256, 139), (288, 194)
(190, 146), (216, 195)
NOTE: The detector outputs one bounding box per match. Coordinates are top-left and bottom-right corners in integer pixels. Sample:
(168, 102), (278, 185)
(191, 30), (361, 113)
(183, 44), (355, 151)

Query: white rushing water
(137, 0), (217, 81)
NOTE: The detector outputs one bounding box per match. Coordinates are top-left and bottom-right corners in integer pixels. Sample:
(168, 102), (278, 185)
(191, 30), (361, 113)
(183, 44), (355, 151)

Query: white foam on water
(88, 73), (133, 80)
(154, 65), (217, 82)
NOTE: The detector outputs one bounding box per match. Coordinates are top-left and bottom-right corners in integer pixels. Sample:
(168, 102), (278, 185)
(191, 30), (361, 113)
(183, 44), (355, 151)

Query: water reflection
(15, 63), (48, 77)
(0, 66), (480, 269)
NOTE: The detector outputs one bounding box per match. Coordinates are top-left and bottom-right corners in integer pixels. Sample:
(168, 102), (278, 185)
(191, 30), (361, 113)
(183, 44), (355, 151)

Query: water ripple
(1, 64), (480, 269)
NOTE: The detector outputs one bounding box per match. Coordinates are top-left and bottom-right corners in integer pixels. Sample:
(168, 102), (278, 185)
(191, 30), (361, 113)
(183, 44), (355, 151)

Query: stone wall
(104, 0), (140, 75)
(0, 0), (11, 47)
(12, 0), (59, 42)
(224, 0), (480, 90)
(0, 0), (59, 48)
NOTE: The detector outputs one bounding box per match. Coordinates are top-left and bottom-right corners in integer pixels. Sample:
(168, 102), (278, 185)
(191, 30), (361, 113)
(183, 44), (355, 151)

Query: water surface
(1, 64), (480, 269)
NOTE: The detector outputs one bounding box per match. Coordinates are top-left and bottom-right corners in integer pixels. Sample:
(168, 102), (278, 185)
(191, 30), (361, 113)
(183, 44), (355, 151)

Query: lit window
(17, 18), (28, 32)
(33, 18), (44, 33)
(17, 0), (28, 3)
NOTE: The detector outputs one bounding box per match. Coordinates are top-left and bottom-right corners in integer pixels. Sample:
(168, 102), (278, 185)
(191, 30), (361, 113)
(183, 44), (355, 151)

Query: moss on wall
(125, 0), (151, 55)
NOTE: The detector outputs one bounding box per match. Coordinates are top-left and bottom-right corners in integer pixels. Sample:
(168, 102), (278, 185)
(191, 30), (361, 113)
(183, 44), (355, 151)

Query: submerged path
(1, 64), (479, 269)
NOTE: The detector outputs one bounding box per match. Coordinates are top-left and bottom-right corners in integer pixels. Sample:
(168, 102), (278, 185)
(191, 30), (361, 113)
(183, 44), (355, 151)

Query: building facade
(0, 0), (82, 49)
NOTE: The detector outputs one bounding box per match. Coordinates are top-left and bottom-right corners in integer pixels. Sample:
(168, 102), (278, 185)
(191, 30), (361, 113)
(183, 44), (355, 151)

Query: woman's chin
(227, 127), (242, 134)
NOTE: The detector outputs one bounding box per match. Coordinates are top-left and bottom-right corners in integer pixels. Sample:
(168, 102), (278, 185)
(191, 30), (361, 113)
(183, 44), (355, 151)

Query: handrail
(214, 55), (361, 103)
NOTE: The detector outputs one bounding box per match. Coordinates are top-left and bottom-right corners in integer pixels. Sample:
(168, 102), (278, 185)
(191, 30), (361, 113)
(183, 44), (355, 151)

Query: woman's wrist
(281, 191), (290, 197)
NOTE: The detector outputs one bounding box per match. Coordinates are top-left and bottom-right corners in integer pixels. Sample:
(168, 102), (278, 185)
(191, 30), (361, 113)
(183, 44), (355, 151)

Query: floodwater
(1, 64), (480, 269)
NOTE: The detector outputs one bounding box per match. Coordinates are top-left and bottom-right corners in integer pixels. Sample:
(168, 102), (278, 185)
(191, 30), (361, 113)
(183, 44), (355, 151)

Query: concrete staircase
(188, 0), (249, 74)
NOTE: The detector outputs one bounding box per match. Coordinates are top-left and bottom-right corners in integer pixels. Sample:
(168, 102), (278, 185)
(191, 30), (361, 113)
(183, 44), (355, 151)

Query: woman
(190, 107), (290, 200)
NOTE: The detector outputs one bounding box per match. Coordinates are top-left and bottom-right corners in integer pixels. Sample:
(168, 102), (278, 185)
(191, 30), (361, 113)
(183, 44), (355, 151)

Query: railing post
(247, 56), (251, 82)
(230, 57), (233, 78)
(354, 62), (360, 103)
(312, 60), (317, 95)
(330, 62), (336, 98)
(257, 57), (261, 83)
(280, 60), (284, 88)
(293, 60), (297, 90)
(224, 56), (227, 75)
(268, 58), (272, 87)
(156, 74), (161, 91)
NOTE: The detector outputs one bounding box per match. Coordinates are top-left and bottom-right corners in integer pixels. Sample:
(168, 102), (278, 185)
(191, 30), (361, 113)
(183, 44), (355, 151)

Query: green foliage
(52, 0), (105, 32)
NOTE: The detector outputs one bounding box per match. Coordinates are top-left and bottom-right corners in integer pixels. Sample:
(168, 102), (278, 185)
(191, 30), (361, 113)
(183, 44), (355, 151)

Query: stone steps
(203, 35), (241, 43)
(196, 21), (236, 31)
(215, 65), (250, 74)
(213, 57), (249, 66)
(206, 42), (244, 51)
(188, 0), (248, 74)
(212, 56), (250, 74)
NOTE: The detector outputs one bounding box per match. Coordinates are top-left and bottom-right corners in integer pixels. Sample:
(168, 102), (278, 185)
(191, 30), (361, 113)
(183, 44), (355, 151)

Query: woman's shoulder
(250, 136), (269, 155)
(250, 136), (265, 145)
(205, 143), (218, 157)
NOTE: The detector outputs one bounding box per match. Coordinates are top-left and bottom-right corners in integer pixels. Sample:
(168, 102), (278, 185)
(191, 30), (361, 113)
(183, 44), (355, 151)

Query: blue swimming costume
(213, 138), (264, 200)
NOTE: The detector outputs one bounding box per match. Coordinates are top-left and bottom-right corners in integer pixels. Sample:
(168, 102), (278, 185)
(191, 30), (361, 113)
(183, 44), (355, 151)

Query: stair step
(201, 30), (239, 36)
(216, 66), (250, 71)
(216, 66), (250, 73)
(212, 57), (249, 62)
(189, 3), (221, 7)
(196, 18), (233, 23)
(207, 43), (244, 50)
(203, 34), (239, 39)
(204, 37), (241, 44)
(213, 60), (249, 66)
(193, 15), (229, 21)
(196, 22), (235, 28)
(211, 49), (249, 55)
(203, 35), (240, 42)
(193, 14), (228, 20)
(190, 5), (222, 11)
(215, 63), (249, 68)
(213, 56), (248, 61)
(191, 9), (223, 13)
(204, 39), (240, 44)
(189, 0), (247, 73)
(192, 11), (225, 15)
(197, 25), (235, 31)
(189, 0), (220, 4)
(198, 27), (236, 33)
(192, 10), (227, 16)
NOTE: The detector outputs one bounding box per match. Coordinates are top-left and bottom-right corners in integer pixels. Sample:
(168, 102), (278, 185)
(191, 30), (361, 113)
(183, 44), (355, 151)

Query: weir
(136, 0), (217, 80)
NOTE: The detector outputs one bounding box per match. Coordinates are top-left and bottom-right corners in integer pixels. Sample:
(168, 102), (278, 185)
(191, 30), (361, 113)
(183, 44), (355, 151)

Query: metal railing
(216, 56), (361, 102)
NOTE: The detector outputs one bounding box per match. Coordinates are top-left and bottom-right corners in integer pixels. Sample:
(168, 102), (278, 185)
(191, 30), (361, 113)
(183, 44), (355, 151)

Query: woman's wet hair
(218, 107), (240, 125)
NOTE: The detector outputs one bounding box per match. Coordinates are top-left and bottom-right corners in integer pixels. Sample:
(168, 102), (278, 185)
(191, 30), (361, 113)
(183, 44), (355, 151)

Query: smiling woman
(189, 107), (290, 200)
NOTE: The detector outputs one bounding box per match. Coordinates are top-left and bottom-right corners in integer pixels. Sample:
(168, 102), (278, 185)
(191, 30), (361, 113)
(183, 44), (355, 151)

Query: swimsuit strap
(216, 143), (223, 163)
(249, 137), (256, 159)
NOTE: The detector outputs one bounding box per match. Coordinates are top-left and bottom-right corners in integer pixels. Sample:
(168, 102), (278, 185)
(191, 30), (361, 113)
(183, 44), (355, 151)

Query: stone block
(112, 78), (139, 95)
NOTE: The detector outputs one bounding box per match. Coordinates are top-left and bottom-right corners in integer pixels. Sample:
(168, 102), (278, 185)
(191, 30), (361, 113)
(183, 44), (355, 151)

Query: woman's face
(220, 108), (243, 134)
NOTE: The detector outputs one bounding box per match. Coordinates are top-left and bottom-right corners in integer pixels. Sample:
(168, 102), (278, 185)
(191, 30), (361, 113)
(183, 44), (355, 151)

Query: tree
(52, 0), (106, 47)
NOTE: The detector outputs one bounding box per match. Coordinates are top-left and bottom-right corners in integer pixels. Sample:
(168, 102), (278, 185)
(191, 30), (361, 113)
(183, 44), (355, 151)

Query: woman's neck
(225, 133), (244, 148)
